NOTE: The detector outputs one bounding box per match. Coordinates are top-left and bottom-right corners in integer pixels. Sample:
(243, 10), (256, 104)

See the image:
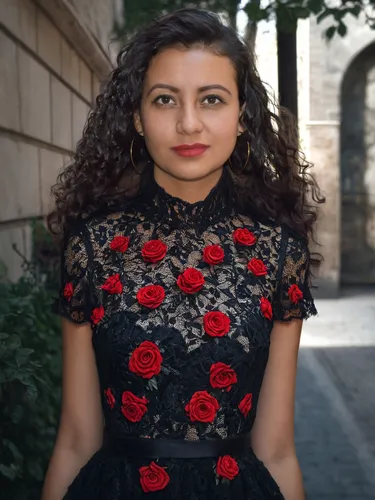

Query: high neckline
(141, 167), (234, 229)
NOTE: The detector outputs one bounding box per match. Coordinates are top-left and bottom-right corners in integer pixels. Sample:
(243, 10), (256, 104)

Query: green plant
(0, 258), (62, 500)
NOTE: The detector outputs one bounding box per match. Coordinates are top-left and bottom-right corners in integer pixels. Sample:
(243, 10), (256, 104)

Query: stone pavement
(295, 288), (375, 500)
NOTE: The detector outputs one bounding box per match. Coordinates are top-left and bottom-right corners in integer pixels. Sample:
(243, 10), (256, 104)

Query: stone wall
(0, 0), (116, 280)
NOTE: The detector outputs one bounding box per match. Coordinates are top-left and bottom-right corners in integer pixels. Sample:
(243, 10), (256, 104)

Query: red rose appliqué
(129, 341), (163, 379)
(91, 306), (105, 325)
(203, 311), (231, 337)
(288, 284), (303, 304)
(216, 455), (239, 480)
(110, 235), (129, 252)
(247, 258), (267, 276)
(238, 393), (253, 417)
(185, 390), (219, 423)
(177, 268), (205, 294)
(260, 297), (273, 320)
(101, 274), (123, 295)
(63, 282), (74, 301)
(104, 388), (115, 409)
(121, 391), (148, 422)
(210, 362), (237, 392)
(142, 240), (167, 263)
(232, 228), (256, 246)
(136, 284), (165, 309)
(139, 461), (170, 493)
(203, 245), (225, 265)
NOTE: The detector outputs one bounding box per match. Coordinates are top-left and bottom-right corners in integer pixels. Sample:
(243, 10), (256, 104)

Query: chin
(161, 160), (224, 182)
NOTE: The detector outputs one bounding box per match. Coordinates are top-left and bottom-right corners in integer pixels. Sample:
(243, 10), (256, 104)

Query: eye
(153, 94), (175, 105)
(202, 94), (225, 105)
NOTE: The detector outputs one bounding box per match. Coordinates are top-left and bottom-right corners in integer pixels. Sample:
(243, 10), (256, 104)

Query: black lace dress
(53, 170), (317, 499)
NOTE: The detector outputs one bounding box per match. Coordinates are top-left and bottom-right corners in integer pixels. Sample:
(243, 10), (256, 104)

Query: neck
(153, 165), (224, 204)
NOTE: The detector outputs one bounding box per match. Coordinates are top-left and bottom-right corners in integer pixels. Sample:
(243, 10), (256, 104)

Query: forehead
(144, 47), (237, 89)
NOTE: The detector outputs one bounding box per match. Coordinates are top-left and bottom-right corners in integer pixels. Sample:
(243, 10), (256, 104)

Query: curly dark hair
(48, 8), (324, 266)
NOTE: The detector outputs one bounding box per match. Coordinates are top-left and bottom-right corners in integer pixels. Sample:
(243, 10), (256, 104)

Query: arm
(41, 319), (104, 500)
(251, 318), (304, 500)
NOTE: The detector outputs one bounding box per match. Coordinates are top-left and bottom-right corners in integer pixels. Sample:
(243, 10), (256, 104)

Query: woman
(43, 8), (323, 500)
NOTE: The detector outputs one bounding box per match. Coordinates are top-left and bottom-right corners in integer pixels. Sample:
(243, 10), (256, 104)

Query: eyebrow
(147, 84), (232, 96)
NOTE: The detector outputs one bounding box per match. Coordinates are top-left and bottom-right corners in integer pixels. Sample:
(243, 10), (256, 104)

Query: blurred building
(0, 0), (122, 280)
(256, 16), (375, 296)
(1, 2), (374, 296)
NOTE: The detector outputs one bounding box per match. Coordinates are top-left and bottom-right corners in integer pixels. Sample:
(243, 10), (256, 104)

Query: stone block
(39, 148), (65, 214)
(61, 37), (80, 90)
(18, 48), (51, 142)
(92, 75), (102, 101)
(0, 32), (20, 131)
(79, 59), (92, 102)
(0, 222), (30, 282)
(19, 0), (37, 51)
(36, 9), (61, 74)
(0, 0), (36, 50)
(72, 94), (89, 148)
(51, 76), (72, 150)
(0, 135), (40, 221)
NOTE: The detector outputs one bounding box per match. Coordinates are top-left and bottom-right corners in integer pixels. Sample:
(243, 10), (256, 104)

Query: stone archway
(340, 43), (375, 284)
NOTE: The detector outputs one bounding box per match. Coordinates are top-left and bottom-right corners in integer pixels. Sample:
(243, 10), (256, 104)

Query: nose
(176, 103), (203, 135)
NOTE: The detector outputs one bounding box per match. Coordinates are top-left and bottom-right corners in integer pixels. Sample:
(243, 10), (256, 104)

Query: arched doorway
(340, 43), (375, 284)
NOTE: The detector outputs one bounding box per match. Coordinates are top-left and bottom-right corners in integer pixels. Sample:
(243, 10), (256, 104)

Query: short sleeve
(273, 231), (318, 321)
(52, 227), (93, 324)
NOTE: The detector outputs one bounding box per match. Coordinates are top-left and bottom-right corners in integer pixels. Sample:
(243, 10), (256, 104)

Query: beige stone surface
(0, 0), (20, 39)
(61, 37), (80, 90)
(72, 94), (89, 148)
(0, 135), (40, 221)
(39, 148), (65, 214)
(51, 76), (72, 150)
(36, 9), (61, 74)
(0, 32), (20, 131)
(79, 59), (92, 102)
(19, 0), (37, 50)
(0, 222), (30, 281)
(18, 48), (51, 142)
(92, 75), (101, 102)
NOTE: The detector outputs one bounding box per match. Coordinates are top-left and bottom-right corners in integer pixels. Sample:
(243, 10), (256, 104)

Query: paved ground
(295, 288), (375, 500)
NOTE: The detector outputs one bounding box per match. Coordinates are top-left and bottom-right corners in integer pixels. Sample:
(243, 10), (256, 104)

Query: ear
(133, 111), (144, 136)
(237, 103), (246, 136)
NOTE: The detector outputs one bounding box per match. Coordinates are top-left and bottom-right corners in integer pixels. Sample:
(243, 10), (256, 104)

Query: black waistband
(105, 434), (251, 459)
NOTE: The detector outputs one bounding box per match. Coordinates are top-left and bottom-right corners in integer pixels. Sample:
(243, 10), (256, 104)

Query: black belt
(105, 434), (251, 459)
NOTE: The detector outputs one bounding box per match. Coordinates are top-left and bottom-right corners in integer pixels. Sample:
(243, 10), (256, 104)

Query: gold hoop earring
(228, 140), (250, 173)
(130, 137), (143, 175)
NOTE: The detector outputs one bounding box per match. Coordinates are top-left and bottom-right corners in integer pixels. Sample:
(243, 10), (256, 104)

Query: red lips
(171, 143), (209, 158)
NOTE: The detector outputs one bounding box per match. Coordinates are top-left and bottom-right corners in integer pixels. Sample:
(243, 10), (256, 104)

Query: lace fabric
(53, 170), (317, 499)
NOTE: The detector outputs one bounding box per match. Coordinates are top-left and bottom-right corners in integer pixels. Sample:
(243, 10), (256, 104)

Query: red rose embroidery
(91, 306), (105, 325)
(110, 235), (129, 252)
(63, 282), (74, 301)
(238, 393), (253, 417)
(136, 285), (165, 309)
(203, 245), (225, 266)
(216, 455), (239, 480)
(139, 461), (170, 493)
(121, 391), (148, 422)
(104, 388), (115, 409)
(203, 311), (231, 337)
(232, 228), (256, 246)
(247, 258), (267, 276)
(288, 284), (303, 304)
(260, 297), (273, 320)
(185, 390), (219, 423)
(210, 362), (237, 392)
(129, 341), (163, 379)
(102, 274), (123, 295)
(177, 268), (205, 294)
(142, 240), (167, 263)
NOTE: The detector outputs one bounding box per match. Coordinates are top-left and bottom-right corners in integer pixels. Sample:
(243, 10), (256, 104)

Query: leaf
(325, 25), (336, 40)
(337, 21), (347, 36)
(26, 460), (44, 481)
(0, 463), (19, 481)
(147, 377), (158, 391)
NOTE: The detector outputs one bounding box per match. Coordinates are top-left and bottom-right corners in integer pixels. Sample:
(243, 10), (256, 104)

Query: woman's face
(135, 46), (243, 184)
